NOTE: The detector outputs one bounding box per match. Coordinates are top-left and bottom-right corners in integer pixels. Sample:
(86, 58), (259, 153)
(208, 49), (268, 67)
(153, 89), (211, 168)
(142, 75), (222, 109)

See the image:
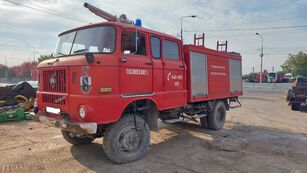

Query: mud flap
(146, 101), (159, 131)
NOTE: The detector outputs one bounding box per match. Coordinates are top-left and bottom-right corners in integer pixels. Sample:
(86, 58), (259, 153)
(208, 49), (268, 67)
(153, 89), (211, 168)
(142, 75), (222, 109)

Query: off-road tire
(103, 114), (150, 164)
(291, 102), (301, 111)
(61, 130), (94, 145)
(203, 101), (226, 130)
(200, 115), (209, 128)
(286, 89), (292, 101)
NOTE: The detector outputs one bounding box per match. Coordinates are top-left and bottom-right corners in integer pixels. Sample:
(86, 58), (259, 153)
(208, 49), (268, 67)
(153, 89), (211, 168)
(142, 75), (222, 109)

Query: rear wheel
(200, 115), (209, 128)
(103, 114), (150, 164)
(201, 101), (226, 130)
(286, 89), (292, 101)
(61, 130), (94, 145)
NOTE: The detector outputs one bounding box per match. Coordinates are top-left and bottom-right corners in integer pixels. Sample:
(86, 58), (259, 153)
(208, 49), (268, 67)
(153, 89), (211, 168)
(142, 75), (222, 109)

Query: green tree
(281, 51), (307, 76)
(38, 54), (52, 62)
(243, 72), (256, 81)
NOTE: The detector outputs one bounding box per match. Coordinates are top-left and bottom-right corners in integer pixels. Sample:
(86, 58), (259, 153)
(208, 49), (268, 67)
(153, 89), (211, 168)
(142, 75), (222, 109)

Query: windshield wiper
(73, 48), (88, 54)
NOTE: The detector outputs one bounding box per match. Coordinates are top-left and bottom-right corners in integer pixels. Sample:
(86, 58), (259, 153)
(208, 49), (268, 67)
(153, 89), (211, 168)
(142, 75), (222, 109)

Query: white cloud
(0, 0), (306, 74)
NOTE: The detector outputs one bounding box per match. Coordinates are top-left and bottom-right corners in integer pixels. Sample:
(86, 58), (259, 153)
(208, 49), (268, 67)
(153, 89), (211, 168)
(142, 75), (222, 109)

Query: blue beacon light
(135, 18), (142, 27)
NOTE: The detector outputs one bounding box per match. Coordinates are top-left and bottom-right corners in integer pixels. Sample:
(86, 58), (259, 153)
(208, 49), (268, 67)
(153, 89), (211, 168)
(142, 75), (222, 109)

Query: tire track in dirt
(0, 152), (74, 173)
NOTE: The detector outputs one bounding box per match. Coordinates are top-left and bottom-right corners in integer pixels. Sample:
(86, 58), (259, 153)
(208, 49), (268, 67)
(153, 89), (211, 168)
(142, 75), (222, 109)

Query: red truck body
(184, 45), (242, 103)
(31, 3), (242, 164)
(36, 22), (242, 124)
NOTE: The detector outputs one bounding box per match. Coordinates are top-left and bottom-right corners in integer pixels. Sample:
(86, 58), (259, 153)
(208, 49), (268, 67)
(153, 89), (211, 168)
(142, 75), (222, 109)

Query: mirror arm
(135, 29), (138, 53)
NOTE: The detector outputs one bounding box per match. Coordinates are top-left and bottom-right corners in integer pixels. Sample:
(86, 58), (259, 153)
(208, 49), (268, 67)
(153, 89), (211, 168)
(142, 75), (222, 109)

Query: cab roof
(59, 21), (180, 41)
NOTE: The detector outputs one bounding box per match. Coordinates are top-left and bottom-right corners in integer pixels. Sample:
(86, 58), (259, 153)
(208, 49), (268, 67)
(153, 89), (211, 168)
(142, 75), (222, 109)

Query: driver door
(119, 30), (153, 96)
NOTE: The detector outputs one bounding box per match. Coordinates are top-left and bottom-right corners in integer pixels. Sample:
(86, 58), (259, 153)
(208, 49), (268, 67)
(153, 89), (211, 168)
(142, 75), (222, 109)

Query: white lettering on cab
(167, 73), (183, 81)
(126, 69), (149, 75)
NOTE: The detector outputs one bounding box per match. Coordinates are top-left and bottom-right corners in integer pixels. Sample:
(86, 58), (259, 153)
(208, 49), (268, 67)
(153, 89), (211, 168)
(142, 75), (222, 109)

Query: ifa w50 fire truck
(30, 3), (242, 164)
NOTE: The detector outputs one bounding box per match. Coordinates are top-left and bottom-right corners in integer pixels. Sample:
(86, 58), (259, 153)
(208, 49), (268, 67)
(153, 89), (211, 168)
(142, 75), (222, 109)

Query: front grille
(42, 94), (66, 105)
(43, 69), (66, 93)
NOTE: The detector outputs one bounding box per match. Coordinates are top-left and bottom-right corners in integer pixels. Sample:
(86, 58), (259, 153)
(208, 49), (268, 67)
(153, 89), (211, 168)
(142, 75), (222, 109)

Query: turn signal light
(100, 87), (112, 93)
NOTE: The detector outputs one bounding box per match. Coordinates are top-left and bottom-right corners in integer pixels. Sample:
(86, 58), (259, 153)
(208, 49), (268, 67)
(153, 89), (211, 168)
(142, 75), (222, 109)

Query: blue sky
(0, 0), (307, 74)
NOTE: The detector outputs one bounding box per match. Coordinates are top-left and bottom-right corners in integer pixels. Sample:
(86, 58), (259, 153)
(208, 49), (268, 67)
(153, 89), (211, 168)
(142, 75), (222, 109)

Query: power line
(184, 29), (307, 39)
(218, 14), (307, 28)
(23, 0), (94, 24)
(237, 47), (307, 52)
(241, 49), (307, 55)
(185, 25), (307, 33)
(3, 0), (89, 24)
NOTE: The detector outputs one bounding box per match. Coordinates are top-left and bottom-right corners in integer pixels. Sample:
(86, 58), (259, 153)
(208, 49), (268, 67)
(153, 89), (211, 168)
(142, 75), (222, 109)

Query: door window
(162, 40), (179, 60)
(150, 36), (161, 59)
(121, 31), (146, 56)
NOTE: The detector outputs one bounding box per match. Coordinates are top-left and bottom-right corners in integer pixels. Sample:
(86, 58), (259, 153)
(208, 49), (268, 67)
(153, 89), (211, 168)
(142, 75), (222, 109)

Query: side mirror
(85, 53), (95, 64)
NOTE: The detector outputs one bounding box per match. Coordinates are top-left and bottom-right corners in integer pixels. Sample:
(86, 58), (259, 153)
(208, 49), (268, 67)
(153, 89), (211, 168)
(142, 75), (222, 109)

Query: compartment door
(229, 59), (242, 94)
(190, 51), (208, 98)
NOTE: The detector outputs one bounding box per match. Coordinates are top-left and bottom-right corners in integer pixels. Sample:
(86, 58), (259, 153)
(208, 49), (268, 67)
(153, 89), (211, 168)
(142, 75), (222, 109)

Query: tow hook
(228, 97), (241, 109)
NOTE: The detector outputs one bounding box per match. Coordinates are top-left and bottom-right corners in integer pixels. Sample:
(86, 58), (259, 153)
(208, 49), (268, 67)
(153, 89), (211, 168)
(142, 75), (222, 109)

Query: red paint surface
(36, 22), (242, 124)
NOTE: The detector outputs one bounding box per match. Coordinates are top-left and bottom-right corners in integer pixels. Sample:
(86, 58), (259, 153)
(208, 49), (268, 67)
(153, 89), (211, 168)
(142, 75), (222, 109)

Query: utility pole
(5, 57), (7, 79)
(21, 42), (36, 62)
(256, 33), (264, 83)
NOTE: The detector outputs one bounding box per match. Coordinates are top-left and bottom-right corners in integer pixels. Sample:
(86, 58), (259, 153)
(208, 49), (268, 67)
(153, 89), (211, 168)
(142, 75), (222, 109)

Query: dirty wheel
(291, 102), (301, 111)
(61, 130), (94, 145)
(200, 115), (209, 128)
(103, 114), (150, 164)
(206, 101), (226, 130)
(286, 89), (292, 101)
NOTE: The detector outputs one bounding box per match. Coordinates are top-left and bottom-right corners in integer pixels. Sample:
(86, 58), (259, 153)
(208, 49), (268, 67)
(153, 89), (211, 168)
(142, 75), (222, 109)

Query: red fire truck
(30, 3), (242, 163)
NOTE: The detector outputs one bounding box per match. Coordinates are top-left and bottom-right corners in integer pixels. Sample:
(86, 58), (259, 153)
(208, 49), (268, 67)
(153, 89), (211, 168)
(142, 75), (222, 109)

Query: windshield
(53, 26), (116, 57)
(297, 77), (307, 84)
(268, 73), (276, 78)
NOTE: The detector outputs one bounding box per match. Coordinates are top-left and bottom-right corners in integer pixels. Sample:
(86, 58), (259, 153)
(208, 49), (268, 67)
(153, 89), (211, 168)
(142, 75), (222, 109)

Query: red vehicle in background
(31, 3), (242, 163)
(254, 70), (268, 83)
(31, 69), (38, 81)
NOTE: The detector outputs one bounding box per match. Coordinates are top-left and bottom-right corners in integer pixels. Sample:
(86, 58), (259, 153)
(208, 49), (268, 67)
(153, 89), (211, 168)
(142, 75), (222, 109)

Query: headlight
(79, 106), (87, 119)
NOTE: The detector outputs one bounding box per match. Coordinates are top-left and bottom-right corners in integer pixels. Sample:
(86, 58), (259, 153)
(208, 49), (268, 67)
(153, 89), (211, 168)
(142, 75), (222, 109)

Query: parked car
(288, 76), (307, 110)
(284, 73), (293, 83)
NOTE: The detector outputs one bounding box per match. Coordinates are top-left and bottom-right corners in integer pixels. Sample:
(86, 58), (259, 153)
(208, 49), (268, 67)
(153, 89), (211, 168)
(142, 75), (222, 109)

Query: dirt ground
(1, 89), (307, 173)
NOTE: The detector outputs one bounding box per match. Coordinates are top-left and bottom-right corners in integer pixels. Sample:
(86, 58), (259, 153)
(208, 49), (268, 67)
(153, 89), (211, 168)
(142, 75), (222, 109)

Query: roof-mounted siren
(84, 2), (134, 24)
(193, 33), (205, 47)
(217, 40), (228, 52)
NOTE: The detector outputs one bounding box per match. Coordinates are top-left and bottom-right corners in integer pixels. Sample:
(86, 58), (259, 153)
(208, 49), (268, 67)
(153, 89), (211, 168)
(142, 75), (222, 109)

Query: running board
(164, 117), (184, 124)
(163, 114), (207, 124)
(192, 114), (207, 119)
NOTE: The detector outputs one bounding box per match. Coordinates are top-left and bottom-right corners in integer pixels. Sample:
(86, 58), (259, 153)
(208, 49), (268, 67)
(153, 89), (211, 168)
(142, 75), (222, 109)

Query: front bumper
(29, 113), (97, 135)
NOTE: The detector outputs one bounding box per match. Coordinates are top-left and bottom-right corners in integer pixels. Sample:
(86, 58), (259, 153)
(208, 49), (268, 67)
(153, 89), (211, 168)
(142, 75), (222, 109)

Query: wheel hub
(120, 129), (141, 152)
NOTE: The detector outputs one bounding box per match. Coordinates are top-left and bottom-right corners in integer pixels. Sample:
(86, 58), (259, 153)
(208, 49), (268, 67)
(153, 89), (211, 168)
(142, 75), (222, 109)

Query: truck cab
(36, 22), (187, 124)
(268, 72), (277, 83)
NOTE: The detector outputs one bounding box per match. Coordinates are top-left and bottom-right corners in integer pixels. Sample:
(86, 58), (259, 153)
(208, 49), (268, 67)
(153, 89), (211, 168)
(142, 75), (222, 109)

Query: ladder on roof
(217, 41), (228, 52)
(193, 33), (205, 46)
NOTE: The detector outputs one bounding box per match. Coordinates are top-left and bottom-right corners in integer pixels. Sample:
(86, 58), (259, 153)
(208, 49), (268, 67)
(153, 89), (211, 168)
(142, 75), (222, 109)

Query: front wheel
(291, 102), (301, 111)
(103, 114), (150, 164)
